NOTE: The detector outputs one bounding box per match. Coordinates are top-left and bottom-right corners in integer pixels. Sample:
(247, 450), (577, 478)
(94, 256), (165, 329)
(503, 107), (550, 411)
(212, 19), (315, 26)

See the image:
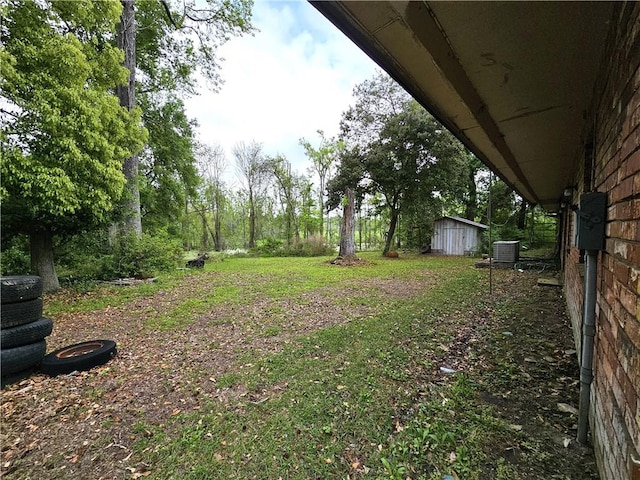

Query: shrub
(253, 238), (285, 257)
(0, 236), (31, 275)
(104, 232), (183, 279)
(285, 235), (333, 257)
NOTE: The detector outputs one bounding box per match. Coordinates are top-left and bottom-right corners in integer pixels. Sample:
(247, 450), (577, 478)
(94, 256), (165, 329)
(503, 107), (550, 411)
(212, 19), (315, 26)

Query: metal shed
(432, 216), (488, 255)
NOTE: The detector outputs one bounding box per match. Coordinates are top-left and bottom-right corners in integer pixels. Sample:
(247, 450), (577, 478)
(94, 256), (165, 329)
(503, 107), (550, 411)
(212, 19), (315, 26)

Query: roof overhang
(311, 1), (613, 211)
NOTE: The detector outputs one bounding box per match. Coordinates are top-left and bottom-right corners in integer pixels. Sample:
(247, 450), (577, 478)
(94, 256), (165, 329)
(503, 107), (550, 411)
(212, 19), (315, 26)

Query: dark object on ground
(40, 340), (117, 376)
(1, 276), (43, 304)
(1, 368), (37, 389)
(1, 276), (49, 387)
(1, 340), (47, 376)
(1, 317), (54, 349)
(385, 251), (399, 258)
(1, 298), (43, 329)
(420, 245), (432, 254)
(186, 253), (208, 268)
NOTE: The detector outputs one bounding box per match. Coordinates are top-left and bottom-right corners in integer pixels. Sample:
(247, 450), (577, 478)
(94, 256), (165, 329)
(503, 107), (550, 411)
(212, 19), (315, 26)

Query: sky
(183, 0), (379, 188)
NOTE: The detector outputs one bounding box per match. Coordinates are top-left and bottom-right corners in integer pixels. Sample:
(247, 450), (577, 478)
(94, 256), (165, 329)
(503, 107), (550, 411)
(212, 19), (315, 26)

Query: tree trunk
(248, 188), (256, 248)
(214, 208), (222, 251)
(201, 212), (209, 250)
(117, 0), (142, 236)
(30, 228), (60, 293)
(338, 187), (356, 260)
(465, 168), (477, 220)
(383, 208), (399, 256)
(517, 198), (527, 230)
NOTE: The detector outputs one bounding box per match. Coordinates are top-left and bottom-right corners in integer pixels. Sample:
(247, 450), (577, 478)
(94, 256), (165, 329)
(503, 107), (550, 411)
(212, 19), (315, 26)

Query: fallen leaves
(557, 403), (579, 415)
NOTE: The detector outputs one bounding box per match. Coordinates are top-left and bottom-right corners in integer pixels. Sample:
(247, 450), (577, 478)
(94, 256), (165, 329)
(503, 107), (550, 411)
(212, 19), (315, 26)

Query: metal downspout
(577, 250), (598, 444)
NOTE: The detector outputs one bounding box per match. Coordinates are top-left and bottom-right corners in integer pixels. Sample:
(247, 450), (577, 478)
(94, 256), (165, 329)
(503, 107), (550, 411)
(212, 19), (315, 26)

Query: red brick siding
(563, 3), (640, 479)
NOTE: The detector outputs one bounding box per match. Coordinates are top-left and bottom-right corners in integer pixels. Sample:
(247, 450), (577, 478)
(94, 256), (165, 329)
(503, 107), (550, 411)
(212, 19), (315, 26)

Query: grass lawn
(1, 253), (597, 479)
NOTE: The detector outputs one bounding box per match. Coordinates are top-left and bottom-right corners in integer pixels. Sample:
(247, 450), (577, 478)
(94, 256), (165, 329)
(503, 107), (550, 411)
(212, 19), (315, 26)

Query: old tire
(1, 368), (36, 389)
(1, 317), (53, 349)
(1, 298), (43, 329)
(40, 340), (117, 376)
(1, 276), (43, 304)
(1, 340), (47, 376)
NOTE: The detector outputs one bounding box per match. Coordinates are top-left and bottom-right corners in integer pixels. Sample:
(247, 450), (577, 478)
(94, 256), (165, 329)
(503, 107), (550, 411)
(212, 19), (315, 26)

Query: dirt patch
(0, 266), (598, 479)
(473, 270), (599, 479)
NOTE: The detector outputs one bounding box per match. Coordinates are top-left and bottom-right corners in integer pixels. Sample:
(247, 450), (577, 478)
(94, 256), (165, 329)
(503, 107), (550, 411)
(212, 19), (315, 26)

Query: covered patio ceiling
(311, 1), (614, 211)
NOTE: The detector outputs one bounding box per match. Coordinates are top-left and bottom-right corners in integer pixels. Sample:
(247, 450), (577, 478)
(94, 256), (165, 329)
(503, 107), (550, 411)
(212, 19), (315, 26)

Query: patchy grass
(2, 255), (597, 480)
(124, 259), (496, 479)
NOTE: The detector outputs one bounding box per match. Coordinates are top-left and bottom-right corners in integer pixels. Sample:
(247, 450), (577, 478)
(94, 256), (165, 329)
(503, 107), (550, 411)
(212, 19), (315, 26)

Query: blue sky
(184, 0), (378, 187)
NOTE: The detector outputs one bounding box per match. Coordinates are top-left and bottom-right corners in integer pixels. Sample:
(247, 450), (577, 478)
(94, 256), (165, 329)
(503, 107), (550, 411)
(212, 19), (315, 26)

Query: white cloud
(184, 0), (377, 187)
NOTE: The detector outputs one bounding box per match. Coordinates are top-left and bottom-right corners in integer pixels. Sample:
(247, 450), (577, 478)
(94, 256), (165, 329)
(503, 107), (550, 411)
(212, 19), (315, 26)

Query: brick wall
(563, 3), (640, 479)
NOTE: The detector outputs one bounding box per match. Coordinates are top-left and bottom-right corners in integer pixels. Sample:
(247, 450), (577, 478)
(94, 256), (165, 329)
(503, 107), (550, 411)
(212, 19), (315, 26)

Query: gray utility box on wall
(576, 192), (607, 251)
(493, 241), (520, 263)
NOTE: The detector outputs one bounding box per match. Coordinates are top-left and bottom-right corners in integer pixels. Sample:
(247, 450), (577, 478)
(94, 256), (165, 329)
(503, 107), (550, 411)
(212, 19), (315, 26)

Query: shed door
(445, 228), (465, 255)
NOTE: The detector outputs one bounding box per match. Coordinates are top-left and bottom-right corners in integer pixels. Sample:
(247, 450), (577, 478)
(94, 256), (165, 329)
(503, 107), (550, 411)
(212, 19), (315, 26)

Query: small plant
(380, 457), (407, 480)
(285, 235), (333, 257)
(0, 236), (30, 275)
(107, 232), (183, 279)
(216, 373), (240, 388)
(253, 237), (285, 256)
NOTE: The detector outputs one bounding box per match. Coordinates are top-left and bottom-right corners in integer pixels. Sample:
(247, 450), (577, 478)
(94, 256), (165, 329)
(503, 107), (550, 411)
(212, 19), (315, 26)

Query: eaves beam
(404, 2), (539, 205)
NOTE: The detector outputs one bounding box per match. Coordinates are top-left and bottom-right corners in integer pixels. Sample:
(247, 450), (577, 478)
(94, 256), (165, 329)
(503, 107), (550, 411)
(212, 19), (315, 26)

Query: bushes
(286, 235), (333, 257)
(0, 236), (31, 276)
(253, 238), (285, 257)
(252, 235), (334, 257)
(58, 231), (182, 281)
(106, 233), (183, 279)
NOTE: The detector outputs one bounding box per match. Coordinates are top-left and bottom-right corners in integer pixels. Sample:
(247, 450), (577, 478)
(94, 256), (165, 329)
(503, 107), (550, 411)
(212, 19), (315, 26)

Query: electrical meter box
(576, 192), (607, 251)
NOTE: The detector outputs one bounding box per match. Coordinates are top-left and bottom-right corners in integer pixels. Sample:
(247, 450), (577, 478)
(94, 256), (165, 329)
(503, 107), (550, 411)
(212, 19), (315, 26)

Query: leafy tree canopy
(0, 0), (147, 237)
(139, 94), (199, 233)
(332, 72), (468, 253)
(136, 0), (255, 96)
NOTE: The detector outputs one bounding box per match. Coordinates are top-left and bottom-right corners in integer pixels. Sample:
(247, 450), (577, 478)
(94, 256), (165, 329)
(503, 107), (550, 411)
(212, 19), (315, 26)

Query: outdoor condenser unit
(493, 240), (520, 263)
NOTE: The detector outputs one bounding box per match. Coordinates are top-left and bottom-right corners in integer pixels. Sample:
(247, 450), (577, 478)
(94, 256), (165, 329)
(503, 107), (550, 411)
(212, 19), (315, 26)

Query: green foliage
(139, 95), (199, 233)
(251, 235), (333, 257)
(55, 230), (113, 281)
(135, 0), (254, 97)
(285, 235), (333, 257)
(0, 0), (147, 237)
(0, 236), (30, 275)
(334, 73), (467, 254)
(107, 232), (183, 279)
(300, 130), (344, 234)
(252, 237), (286, 257)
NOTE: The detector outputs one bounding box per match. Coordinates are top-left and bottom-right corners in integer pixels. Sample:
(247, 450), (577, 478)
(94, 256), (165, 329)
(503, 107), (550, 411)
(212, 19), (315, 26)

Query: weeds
(26, 255), (586, 479)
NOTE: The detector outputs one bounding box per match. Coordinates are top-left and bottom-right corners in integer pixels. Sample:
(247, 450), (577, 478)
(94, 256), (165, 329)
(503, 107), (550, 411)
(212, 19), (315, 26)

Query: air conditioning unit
(493, 241), (520, 263)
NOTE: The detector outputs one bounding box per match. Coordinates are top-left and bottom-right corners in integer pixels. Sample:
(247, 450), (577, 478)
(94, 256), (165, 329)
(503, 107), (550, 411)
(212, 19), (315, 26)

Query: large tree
(194, 143), (227, 251)
(117, 0), (254, 237)
(139, 95), (199, 235)
(338, 74), (467, 255)
(327, 148), (365, 262)
(300, 131), (343, 237)
(267, 155), (306, 246)
(0, 1), (147, 291)
(233, 141), (267, 249)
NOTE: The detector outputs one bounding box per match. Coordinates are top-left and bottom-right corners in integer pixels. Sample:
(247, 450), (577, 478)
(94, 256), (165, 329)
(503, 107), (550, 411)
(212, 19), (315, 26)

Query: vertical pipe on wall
(577, 249), (598, 444)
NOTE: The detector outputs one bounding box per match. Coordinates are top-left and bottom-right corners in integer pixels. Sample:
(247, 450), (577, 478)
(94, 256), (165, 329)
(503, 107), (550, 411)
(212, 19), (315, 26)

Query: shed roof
(435, 216), (488, 230)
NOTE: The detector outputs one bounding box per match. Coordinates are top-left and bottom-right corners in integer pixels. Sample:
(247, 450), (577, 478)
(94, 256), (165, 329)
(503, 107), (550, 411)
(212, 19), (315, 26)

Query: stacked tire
(1, 276), (53, 386)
